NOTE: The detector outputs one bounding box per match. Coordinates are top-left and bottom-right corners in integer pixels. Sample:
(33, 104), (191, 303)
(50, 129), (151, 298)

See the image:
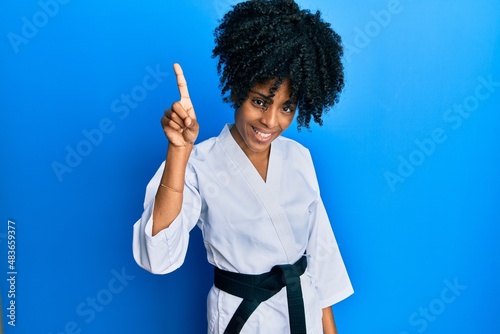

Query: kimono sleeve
(132, 161), (201, 274)
(307, 198), (354, 308)
(302, 149), (353, 308)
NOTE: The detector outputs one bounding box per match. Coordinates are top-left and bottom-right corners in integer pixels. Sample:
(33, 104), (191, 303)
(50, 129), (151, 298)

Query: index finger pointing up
(173, 63), (190, 102)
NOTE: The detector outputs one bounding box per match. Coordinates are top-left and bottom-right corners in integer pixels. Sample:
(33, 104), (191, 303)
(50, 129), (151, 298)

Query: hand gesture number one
(161, 63), (199, 147)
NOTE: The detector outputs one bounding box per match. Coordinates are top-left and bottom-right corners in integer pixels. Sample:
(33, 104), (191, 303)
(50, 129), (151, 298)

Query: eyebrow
(248, 90), (297, 108)
(249, 89), (273, 101)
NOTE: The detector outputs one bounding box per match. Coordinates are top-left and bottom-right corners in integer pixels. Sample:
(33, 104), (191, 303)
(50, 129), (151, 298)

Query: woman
(133, 1), (353, 333)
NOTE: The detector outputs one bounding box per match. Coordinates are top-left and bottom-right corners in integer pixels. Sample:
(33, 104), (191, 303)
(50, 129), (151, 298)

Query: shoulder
(193, 135), (218, 152)
(276, 135), (321, 192)
(275, 135), (314, 163)
(191, 124), (230, 158)
(186, 137), (218, 169)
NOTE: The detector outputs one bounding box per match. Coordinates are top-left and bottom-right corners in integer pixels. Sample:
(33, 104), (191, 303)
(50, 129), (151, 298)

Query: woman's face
(231, 79), (296, 156)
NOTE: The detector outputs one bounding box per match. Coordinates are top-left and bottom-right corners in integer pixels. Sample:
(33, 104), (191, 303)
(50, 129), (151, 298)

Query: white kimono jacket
(133, 124), (353, 333)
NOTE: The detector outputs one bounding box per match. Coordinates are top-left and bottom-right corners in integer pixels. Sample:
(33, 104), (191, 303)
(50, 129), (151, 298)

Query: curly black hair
(212, 0), (344, 129)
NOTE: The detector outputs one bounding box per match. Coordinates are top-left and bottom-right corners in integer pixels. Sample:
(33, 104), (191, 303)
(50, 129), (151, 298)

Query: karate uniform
(133, 124), (353, 333)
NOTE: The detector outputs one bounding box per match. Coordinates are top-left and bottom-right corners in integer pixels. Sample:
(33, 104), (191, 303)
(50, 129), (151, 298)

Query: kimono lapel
(218, 124), (299, 262)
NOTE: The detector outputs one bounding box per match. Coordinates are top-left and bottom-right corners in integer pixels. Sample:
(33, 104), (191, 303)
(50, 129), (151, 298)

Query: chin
(248, 142), (271, 153)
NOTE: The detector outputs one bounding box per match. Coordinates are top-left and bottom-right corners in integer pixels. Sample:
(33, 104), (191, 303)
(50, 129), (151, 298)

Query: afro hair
(212, 0), (344, 129)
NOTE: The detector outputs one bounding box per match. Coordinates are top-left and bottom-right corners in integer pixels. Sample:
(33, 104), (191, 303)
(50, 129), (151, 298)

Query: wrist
(167, 142), (193, 157)
(165, 142), (193, 174)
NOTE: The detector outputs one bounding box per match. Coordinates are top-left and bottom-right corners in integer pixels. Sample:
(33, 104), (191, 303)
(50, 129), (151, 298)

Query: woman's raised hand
(161, 63), (199, 147)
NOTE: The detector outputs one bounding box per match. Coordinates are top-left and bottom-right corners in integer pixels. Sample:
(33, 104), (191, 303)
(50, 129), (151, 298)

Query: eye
(252, 99), (268, 110)
(282, 105), (296, 113)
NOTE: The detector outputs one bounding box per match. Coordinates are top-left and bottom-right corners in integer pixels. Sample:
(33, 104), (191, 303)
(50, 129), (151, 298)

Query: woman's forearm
(322, 306), (338, 334)
(152, 143), (192, 236)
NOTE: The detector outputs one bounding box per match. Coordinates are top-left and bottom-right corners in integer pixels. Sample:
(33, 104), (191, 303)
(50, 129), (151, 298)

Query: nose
(260, 106), (279, 128)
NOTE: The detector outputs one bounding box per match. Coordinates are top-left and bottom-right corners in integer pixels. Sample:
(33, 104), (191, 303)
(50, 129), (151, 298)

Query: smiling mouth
(252, 126), (273, 141)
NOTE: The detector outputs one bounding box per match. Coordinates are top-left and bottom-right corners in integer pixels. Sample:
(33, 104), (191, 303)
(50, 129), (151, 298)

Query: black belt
(214, 256), (307, 334)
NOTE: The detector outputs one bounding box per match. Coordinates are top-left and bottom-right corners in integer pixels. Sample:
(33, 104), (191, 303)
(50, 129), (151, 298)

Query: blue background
(1, 0), (499, 333)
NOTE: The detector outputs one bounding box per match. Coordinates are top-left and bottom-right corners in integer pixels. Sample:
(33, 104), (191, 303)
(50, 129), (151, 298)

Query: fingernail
(186, 118), (192, 127)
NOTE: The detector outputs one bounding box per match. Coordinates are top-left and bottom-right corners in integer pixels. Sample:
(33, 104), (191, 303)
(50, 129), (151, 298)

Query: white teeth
(254, 128), (271, 139)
